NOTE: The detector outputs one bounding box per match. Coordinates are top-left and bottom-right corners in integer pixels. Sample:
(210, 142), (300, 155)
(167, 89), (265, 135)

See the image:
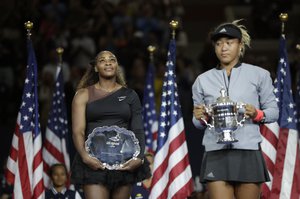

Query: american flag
(260, 35), (300, 199)
(42, 66), (70, 187)
(149, 38), (193, 199)
(142, 60), (158, 154)
(5, 38), (44, 198)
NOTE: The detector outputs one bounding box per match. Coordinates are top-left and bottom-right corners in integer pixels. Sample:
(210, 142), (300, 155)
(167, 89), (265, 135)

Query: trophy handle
(200, 105), (214, 129)
(236, 102), (246, 127)
(200, 117), (214, 129)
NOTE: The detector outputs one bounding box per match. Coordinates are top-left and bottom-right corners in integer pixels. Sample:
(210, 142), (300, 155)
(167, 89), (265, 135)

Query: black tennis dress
(71, 86), (151, 188)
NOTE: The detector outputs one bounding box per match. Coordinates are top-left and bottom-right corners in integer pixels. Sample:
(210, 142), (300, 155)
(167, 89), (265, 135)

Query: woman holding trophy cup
(71, 50), (150, 199)
(192, 20), (279, 199)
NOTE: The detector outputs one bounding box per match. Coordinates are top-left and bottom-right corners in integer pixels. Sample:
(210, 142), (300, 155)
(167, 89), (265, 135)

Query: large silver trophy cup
(85, 126), (140, 170)
(200, 88), (246, 144)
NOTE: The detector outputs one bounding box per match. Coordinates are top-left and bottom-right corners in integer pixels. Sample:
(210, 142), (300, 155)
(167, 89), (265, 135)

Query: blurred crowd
(0, 0), (194, 128)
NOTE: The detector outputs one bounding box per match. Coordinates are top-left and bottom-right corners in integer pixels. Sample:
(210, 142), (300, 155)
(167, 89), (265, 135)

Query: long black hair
(76, 51), (126, 90)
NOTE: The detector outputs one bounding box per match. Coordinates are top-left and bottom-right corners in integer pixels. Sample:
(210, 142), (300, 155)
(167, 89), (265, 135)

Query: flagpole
(279, 13), (288, 36)
(56, 47), (64, 77)
(24, 21), (33, 38)
(147, 45), (156, 63)
(144, 45), (158, 153)
(170, 20), (178, 39)
(24, 21), (35, 107)
(56, 47), (64, 66)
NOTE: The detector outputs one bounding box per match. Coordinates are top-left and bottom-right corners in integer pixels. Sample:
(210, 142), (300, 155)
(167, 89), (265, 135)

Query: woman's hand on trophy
(193, 105), (207, 120)
(118, 157), (143, 171)
(82, 154), (105, 170)
(244, 104), (257, 119)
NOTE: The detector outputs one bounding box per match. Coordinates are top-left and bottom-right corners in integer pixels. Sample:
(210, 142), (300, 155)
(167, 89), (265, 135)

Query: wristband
(253, 109), (264, 122)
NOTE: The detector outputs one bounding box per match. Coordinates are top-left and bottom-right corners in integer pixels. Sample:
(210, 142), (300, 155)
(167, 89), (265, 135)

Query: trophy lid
(215, 88), (233, 104)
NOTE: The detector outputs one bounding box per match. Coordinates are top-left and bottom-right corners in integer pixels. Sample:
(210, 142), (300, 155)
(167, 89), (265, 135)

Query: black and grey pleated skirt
(200, 149), (270, 183)
(71, 154), (151, 189)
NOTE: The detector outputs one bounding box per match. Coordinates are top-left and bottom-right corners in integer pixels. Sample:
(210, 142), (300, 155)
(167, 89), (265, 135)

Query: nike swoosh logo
(118, 96), (126, 101)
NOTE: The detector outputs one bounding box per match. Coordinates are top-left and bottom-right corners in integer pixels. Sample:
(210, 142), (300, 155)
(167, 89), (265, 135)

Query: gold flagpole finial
(279, 13), (288, 35)
(24, 21), (33, 38)
(147, 45), (156, 62)
(170, 20), (179, 39)
(56, 47), (64, 65)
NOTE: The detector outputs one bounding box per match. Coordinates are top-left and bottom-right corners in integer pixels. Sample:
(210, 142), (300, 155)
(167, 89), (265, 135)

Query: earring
(95, 68), (98, 72)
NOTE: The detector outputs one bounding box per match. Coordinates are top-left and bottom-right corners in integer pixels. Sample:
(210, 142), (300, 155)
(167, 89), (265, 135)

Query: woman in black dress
(71, 50), (150, 199)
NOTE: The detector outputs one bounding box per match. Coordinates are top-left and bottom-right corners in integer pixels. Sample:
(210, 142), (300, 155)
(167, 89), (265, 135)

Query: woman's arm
(192, 79), (208, 129)
(258, 71), (279, 123)
(72, 88), (103, 170)
(119, 90), (144, 171)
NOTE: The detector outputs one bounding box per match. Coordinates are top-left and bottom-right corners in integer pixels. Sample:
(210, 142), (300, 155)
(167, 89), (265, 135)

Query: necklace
(98, 82), (117, 92)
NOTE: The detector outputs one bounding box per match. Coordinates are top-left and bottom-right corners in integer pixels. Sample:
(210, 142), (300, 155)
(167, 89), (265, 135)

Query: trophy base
(217, 130), (238, 144)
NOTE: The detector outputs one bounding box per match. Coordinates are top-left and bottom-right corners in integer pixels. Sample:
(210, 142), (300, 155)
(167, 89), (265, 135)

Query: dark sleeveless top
(71, 86), (151, 188)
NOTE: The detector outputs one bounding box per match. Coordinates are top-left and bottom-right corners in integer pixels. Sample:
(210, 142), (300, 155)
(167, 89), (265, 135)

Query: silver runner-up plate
(85, 126), (140, 170)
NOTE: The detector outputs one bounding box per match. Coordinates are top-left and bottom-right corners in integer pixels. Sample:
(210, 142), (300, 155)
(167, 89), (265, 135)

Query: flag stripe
(43, 149), (59, 168)
(169, 166), (193, 199)
(44, 139), (65, 163)
(291, 147), (300, 199)
(33, 178), (44, 199)
(10, 128), (19, 158)
(5, 129), (19, 184)
(18, 131), (32, 198)
(170, 176), (193, 199)
(156, 142), (189, 198)
(45, 128), (64, 149)
(153, 118), (184, 170)
(151, 120), (184, 186)
(168, 144), (190, 183)
(261, 183), (271, 199)
(261, 135), (277, 164)
(262, 152), (274, 177)
(43, 161), (50, 176)
(159, 154), (190, 199)
(152, 130), (186, 181)
(261, 124), (279, 148)
(33, 147), (43, 171)
(14, 168), (23, 199)
(270, 128), (288, 199)
(280, 129), (297, 199)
